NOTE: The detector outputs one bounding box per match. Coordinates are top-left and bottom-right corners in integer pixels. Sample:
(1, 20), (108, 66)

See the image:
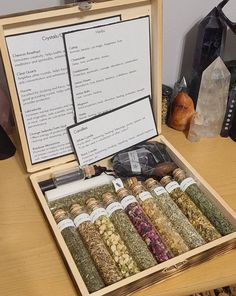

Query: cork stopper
(70, 204), (84, 218)
(54, 209), (68, 223)
(172, 168), (186, 182)
(144, 178), (158, 189)
(160, 175), (172, 187)
(102, 192), (115, 206)
(132, 184), (144, 196)
(126, 177), (139, 189)
(83, 165), (96, 179)
(117, 188), (129, 200)
(86, 198), (100, 212)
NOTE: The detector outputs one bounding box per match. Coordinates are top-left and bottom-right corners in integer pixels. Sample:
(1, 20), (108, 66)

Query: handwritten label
(153, 186), (167, 196)
(180, 177), (196, 191)
(57, 219), (74, 231)
(74, 213), (91, 227)
(138, 191), (153, 201)
(121, 195), (137, 209)
(90, 208), (108, 223)
(165, 181), (180, 193)
(106, 202), (123, 217)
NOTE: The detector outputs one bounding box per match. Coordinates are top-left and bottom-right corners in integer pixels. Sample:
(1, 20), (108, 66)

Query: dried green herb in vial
(144, 178), (206, 249)
(54, 209), (105, 292)
(160, 176), (222, 242)
(86, 198), (139, 278)
(102, 192), (156, 271)
(70, 204), (122, 285)
(173, 168), (235, 236)
(131, 183), (189, 256)
(49, 184), (114, 212)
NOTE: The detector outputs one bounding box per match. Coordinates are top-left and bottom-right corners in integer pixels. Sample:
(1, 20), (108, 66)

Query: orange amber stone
(168, 92), (195, 131)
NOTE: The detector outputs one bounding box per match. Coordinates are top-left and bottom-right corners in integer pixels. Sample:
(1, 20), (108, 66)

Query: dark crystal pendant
(189, 6), (227, 107)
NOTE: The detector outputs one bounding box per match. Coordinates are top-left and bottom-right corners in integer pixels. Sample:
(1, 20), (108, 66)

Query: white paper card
(180, 177), (196, 191)
(68, 97), (157, 166)
(64, 16), (151, 122)
(6, 16), (120, 164)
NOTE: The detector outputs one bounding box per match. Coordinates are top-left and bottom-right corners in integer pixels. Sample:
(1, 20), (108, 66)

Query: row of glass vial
(53, 168), (234, 293)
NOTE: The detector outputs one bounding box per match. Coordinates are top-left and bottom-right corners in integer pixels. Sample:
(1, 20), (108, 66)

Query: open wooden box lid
(0, 0), (162, 173)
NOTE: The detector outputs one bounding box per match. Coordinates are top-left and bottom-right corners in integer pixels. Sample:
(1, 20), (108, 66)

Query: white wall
(0, 0), (63, 15)
(163, 0), (236, 87)
(0, 0), (235, 88)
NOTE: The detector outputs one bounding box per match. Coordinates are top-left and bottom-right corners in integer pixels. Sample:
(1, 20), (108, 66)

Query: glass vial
(160, 176), (222, 242)
(117, 188), (172, 263)
(54, 209), (105, 292)
(86, 198), (139, 278)
(173, 168), (235, 236)
(102, 192), (156, 271)
(53, 165), (96, 186)
(70, 204), (122, 285)
(144, 178), (206, 249)
(132, 184), (189, 256)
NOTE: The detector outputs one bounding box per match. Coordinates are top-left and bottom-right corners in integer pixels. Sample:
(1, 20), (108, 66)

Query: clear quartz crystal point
(172, 77), (188, 99)
(188, 57), (230, 142)
(189, 6), (227, 107)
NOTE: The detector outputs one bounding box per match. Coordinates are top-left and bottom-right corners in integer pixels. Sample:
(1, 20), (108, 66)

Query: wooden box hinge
(76, 1), (93, 11)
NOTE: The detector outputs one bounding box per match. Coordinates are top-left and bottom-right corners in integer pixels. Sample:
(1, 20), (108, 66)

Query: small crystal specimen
(189, 7), (227, 107)
(54, 209), (105, 292)
(144, 178), (206, 249)
(188, 57), (230, 142)
(102, 192), (156, 271)
(117, 188), (172, 263)
(160, 176), (222, 243)
(172, 77), (188, 99)
(162, 85), (173, 124)
(173, 168), (235, 236)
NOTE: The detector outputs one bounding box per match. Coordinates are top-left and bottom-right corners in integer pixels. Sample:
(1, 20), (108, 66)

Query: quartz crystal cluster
(188, 57), (230, 141)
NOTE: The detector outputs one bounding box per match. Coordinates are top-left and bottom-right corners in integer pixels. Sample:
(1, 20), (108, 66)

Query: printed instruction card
(68, 97), (157, 166)
(6, 16), (120, 164)
(64, 16), (151, 122)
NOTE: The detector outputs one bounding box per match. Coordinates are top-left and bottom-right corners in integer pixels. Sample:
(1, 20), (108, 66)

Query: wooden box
(0, 1), (236, 296)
